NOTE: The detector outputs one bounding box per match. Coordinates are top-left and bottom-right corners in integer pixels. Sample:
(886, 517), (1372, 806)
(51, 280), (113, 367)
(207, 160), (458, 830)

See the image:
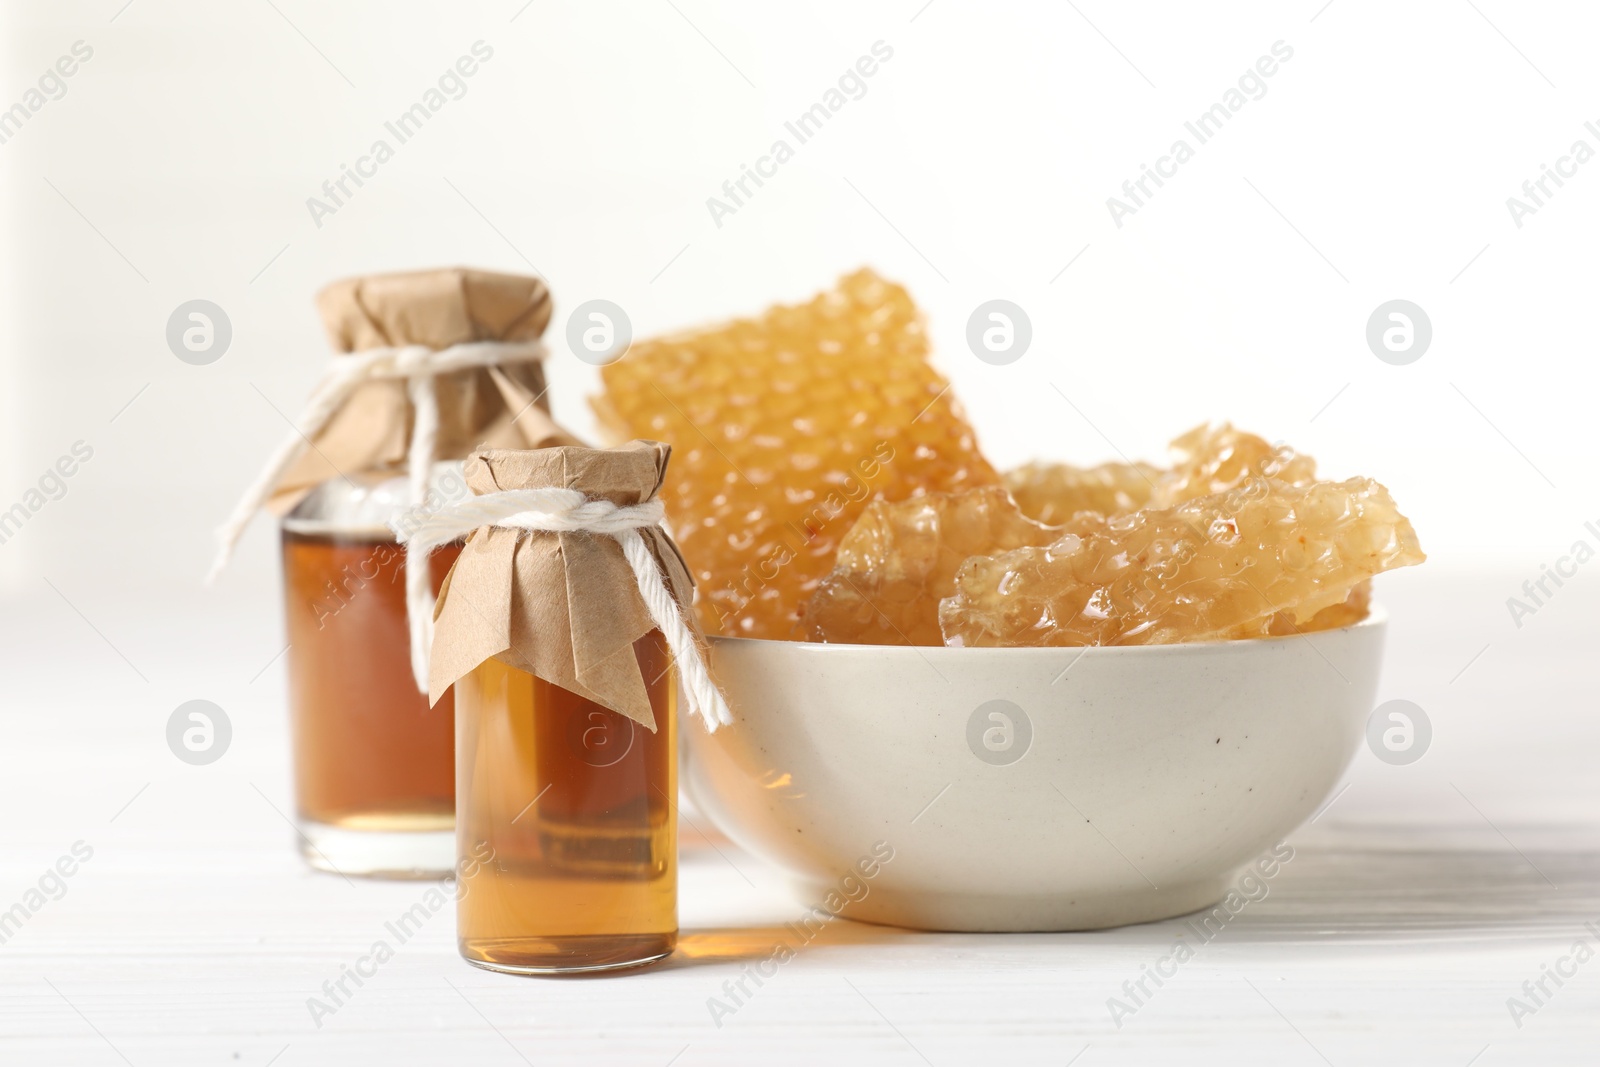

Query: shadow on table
(664, 920), (912, 969)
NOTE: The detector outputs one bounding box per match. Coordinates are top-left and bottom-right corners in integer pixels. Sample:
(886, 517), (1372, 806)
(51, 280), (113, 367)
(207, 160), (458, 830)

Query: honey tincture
(281, 470), (464, 876)
(210, 268), (558, 878)
(422, 442), (722, 974)
(454, 633), (677, 972)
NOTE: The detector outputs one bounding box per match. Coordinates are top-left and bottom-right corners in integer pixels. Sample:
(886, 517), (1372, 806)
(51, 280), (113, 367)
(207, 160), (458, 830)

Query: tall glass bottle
(424, 441), (703, 973)
(211, 267), (559, 879)
(454, 632), (678, 973)
(280, 468), (464, 877)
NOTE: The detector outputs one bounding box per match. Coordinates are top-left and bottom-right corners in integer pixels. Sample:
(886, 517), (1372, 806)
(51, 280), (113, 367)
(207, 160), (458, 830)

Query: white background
(2, 0), (1594, 591)
(2, 2), (1597, 1064)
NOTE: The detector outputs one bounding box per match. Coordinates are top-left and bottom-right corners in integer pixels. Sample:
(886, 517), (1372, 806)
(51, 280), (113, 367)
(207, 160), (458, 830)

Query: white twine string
(205, 340), (546, 584)
(392, 487), (733, 733)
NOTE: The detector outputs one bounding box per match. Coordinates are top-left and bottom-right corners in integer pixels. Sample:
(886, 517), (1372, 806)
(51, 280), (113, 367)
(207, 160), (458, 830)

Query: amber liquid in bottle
(454, 631), (678, 973)
(281, 530), (462, 849)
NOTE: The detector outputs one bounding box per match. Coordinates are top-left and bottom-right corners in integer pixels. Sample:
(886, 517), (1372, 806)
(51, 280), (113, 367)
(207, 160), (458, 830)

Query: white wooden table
(2, 566), (1595, 1065)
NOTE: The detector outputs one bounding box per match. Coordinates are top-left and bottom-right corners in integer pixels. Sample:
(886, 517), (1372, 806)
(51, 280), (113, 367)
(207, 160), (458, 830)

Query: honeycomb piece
(1239, 581), (1371, 639)
(938, 478), (1423, 647)
(802, 487), (1057, 645)
(594, 269), (998, 639)
(1152, 423), (1317, 506)
(1003, 461), (1160, 525)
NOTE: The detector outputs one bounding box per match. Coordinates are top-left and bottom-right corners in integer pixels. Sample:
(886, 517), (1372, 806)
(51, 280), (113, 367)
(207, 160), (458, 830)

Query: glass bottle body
(454, 632), (678, 973)
(278, 469), (463, 877)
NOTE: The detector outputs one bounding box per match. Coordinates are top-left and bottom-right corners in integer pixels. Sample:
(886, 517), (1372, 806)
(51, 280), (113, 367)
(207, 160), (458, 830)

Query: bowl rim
(707, 602), (1388, 657)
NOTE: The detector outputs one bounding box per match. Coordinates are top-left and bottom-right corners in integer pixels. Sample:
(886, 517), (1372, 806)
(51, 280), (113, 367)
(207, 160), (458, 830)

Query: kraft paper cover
(268, 267), (562, 511)
(428, 441), (697, 732)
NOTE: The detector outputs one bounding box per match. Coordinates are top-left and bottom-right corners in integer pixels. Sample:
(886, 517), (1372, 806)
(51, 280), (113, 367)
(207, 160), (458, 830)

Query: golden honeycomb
(1003, 424), (1309, 526)
(594, 269), (997, 638)
(1151, 423), (1316, 506)
(1252, 580), (1371, 638)
(802, 487), (1055, 645)
(1003, 461), (1159, 525)
(938, 477), (1424, 647)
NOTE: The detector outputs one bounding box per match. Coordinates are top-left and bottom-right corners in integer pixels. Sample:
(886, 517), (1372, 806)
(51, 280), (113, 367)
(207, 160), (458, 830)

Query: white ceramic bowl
(684, 611), (1386, 932)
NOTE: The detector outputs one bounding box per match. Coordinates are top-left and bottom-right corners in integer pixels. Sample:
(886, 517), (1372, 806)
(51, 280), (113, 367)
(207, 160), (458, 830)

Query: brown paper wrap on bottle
(267, 267), (578, 512)
(428, 441), (697, 732)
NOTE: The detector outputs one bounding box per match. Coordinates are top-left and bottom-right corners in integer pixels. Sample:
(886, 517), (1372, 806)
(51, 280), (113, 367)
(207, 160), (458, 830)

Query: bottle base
(459, 933), (676, 975)
(298, 818), (455, 879)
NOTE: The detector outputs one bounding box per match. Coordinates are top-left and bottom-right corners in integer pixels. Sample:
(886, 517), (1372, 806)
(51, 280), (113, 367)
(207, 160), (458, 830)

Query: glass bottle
(208, 268), (560, 878)
(280, 464), (466, 878)
(454, 631), (678, 973)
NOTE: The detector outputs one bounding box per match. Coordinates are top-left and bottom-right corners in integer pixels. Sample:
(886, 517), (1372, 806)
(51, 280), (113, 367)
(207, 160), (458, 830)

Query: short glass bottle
(280, 465), (463, 878)
(453, 631), (678, 973)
